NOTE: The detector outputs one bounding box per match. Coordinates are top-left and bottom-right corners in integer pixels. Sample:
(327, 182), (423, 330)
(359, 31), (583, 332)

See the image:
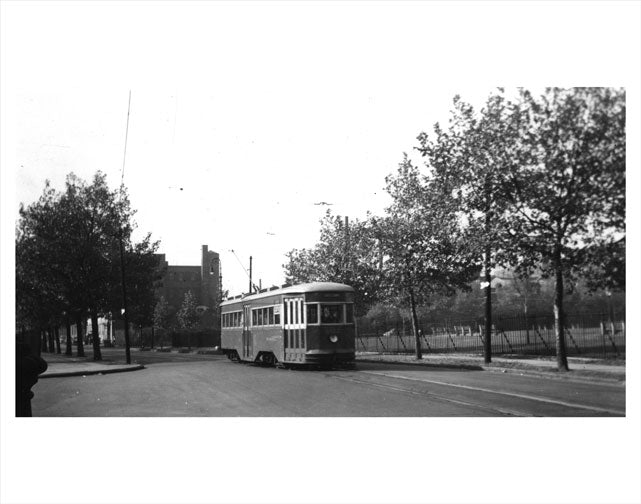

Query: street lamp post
(119, 232), (132, 364)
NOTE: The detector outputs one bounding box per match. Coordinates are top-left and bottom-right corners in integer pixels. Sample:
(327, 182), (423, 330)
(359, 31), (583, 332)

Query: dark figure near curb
(16, 343), (48, 417)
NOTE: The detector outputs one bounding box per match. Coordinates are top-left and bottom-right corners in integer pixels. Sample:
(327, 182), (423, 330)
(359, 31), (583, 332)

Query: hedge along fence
(170, 330), (220, 349)
(356, 313), (625, 358)
(112, 326), (221, 349)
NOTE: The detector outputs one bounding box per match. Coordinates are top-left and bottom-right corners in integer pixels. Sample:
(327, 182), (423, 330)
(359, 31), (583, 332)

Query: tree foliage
(416, 91), (519, 363)
(377, 154), (482, 358)
(16, 172), (160, 360)
(504, 87), (625, 370)
(280, 87), (624, 368)
(283, 210), (383, 315)
(176, 290), (200, 331)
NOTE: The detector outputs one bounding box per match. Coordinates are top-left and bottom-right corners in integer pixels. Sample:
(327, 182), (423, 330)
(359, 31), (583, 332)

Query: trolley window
(320, 304), (343, 324)
(306, 304), (318, 324)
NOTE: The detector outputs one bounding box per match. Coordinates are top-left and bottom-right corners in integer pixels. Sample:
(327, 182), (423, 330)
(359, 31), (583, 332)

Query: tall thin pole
(345, 216), (350, 283)
(121, 91), (131, 186)
(119, 233), (131, 364)
(249, 256), (253, 294)
(119, 90), (132, 364)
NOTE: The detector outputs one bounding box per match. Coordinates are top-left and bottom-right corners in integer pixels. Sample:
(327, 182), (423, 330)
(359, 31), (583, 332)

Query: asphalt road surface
(32, 351), (625, 416)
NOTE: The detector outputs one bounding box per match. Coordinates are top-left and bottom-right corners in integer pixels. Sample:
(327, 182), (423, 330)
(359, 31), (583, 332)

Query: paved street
(32, 350), (625, 416)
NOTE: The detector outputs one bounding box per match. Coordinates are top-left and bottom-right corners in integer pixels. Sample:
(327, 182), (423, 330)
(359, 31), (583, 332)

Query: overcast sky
(2, 2), (640, 504)
(6, 2), (504, 295)
(12, 83), (494, 295)
(6, 1), (638, 297)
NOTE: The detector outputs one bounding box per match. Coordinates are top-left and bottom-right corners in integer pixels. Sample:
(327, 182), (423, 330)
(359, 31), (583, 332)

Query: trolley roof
(220, 282), (354, 307)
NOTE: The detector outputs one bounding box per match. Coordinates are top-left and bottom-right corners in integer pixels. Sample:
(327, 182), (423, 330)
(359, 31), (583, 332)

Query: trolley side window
(223, 310), (244, 328)
(306, 304), (318, 324)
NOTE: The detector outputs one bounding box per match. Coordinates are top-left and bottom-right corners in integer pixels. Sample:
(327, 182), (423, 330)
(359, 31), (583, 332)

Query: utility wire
(229, 249), (250, 278)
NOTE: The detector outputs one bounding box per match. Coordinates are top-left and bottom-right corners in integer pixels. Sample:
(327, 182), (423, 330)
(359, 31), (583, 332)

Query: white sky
(2, 2), (641, 504)
(7, 5), (501, 296)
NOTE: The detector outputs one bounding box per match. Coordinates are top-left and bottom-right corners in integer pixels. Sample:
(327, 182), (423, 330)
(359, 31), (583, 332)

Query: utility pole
(119, 90), (132, 364)
(345, 216), (350, 282)
(249, 256), (253, 294)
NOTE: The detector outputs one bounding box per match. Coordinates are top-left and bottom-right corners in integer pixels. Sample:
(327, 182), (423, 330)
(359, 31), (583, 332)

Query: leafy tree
(177, 290), (200, 348)
(153, 296), (171, 348)
(16, 182), (72, 353)
(504, 87), (625, 371)
(417, 91), (517, 363)
(283, 210), (383, 315)
(112, 234), (162, 335)
(51, 172), (125, 360)
(16, 172), (161, 361)
(378, 155), (482, 359)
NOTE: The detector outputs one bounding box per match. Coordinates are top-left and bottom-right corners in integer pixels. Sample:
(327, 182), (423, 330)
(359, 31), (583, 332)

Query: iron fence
(356, 313), (625, 358)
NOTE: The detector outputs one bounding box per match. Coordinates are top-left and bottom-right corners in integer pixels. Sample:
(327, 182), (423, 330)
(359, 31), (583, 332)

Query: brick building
(155, 244), (221, 324)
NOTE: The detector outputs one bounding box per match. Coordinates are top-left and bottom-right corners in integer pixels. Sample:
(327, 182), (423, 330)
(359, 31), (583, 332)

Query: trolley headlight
(329, 335), (339, 343)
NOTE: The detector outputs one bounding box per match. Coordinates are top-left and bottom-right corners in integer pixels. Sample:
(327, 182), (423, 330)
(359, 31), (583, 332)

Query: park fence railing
(356, 313), (625, 358)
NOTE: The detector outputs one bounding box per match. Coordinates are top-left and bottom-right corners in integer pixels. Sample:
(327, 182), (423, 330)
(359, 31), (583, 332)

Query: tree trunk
(48, 326), (55, 353)
(65, 317), (73, 356)
(553, 245), (569, 371)
(76, 315), (85, 357)
(409, 289), (422, 360)
(524, 302), (530, 345)
(90, 309), (102, 361)
(151, 326), (155, 349)
(55, 326), (61, 354)
(483, 244), (492, 364)
(41, 329), (47, 353)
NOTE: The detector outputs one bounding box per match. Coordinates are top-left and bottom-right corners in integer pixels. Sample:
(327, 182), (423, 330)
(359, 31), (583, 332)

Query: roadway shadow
(352, 360), (484, 373)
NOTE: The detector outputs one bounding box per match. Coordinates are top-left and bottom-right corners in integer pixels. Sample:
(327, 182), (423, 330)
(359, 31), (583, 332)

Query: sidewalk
(39, 353), (144, 378)
(356, 352), (626, 383)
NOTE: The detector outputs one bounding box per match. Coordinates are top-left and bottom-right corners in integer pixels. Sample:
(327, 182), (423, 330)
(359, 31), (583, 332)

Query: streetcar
(220, 282), (355, 368)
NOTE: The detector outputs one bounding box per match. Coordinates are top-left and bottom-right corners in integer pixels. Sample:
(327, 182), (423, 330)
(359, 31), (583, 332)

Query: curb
(355, 358), (625, 384)
(40, 364), (145, 379)
(478, 364), (625, 384)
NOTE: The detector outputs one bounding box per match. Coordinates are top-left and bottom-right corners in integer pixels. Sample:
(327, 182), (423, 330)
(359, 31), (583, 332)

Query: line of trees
(16, 172), (163, 361)
(284, 88), (625, 371)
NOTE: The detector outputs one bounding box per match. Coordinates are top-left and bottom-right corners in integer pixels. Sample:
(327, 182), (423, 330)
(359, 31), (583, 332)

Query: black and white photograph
(1, 1), (640, 504)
